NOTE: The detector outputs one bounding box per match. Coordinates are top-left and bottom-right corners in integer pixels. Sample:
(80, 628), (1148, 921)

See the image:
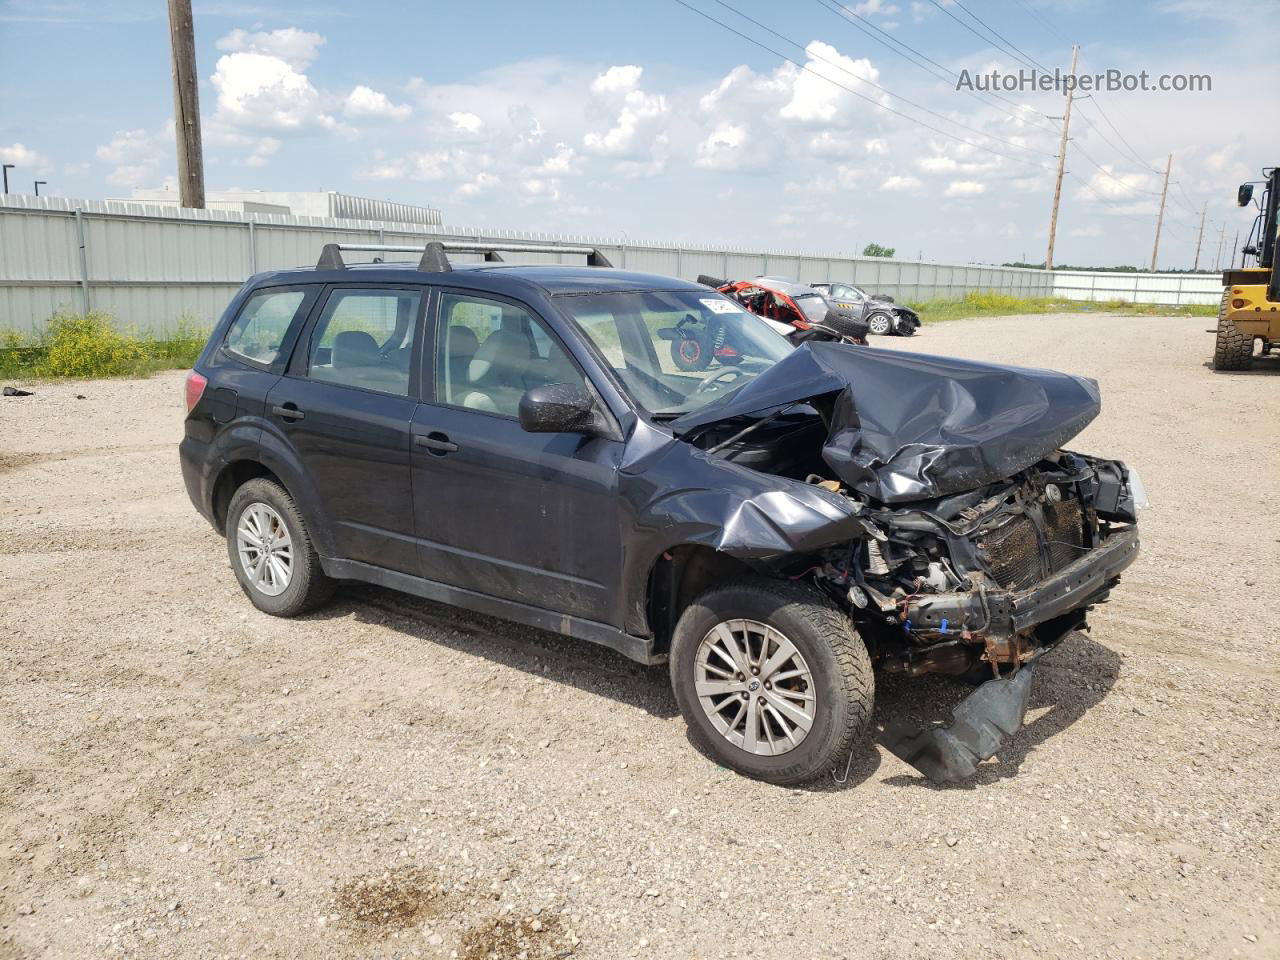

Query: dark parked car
(181, 242), (1143, 785)
(811, 281), (919, 336)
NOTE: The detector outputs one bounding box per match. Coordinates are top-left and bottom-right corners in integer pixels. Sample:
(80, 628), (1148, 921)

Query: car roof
(752, 276), (823, 297)
(247, 261), (710, 298)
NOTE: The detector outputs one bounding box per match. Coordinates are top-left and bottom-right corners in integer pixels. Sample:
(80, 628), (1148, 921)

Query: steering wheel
(695, 366), (747, 395)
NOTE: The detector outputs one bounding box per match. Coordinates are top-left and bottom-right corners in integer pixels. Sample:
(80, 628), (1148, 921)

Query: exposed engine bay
(665, 340), (1144, 781)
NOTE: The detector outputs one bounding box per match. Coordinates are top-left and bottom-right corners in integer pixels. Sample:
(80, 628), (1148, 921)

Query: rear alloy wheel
(670, 580), (873, 785)
(867, 312), (893, 336)
(226, 477), (334, 617)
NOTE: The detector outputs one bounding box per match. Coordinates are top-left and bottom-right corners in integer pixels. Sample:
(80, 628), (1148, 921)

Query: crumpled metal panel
(628, 440), (870, 563)
(671, 342), (1101, 504)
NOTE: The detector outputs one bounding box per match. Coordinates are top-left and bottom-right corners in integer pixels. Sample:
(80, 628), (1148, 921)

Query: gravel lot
(2, 313), (1278, 960)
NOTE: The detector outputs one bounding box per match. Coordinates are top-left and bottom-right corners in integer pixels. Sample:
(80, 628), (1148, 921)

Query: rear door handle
(415, 432), (459, 454)
(271, 403), (304, 421)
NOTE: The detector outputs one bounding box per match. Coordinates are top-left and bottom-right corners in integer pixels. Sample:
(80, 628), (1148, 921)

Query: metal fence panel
(0, 194), (1219, 336)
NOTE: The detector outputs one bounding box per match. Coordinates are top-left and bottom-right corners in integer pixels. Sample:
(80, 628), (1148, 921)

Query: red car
(665, 275), (867, 371)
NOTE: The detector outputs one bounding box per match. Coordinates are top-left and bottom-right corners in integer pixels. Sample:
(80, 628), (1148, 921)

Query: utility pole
(1045, 43), (1079, 272)
(1192, 201), (1207, 271)
(1212, 223), (1226, 271)
(1150, 154), (1172, 271)
(167, 0), (205, 209)
(1229, 229), (1240, 270)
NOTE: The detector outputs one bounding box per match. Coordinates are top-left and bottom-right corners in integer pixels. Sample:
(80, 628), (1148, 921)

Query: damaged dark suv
(181, 241), (1143, 785)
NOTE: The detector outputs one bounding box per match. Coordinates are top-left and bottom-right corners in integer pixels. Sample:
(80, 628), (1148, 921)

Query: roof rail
(315, 240), (614, 273)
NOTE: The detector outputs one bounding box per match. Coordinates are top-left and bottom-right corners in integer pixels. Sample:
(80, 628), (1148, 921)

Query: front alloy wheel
(670, 579), (873, 785)
(867, 312), (893, 336)
(695, 619), (816, 756)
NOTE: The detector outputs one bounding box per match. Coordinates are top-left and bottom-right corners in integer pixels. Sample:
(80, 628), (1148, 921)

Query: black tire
(866, 312), (893, 337)
(670, 332), (712, 371)
(696, 274), (728, 289)
(1212, 314), (1253, 370)
(225, 477), (335, 617)
(669, 579), (874, 785)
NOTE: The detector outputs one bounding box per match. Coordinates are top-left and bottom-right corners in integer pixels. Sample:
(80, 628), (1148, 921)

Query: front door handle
(271, 403), (305, 421)
(415, 432), (459, 455)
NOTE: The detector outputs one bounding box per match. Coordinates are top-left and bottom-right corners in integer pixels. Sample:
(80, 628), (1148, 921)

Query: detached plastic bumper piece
(881, 665), (1035, 783)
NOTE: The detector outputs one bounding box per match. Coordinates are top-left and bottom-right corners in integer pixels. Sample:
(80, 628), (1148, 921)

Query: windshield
(555, 289), (794, 418)
(792, 292), (830, 323)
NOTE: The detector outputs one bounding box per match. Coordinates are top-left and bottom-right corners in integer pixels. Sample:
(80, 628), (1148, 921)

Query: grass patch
(912, 290), (1218, 324)
(0, 312), (209, 381)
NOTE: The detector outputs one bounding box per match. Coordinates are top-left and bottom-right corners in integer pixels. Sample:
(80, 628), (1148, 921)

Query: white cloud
(215, 28), (325, 69)
(0, 143), (46, 167)
(458, 172), (499, 197)
(583, 65), (668, 159)
(211, 50), (341, 133)
(880, 175), (923, 192)
(590, 65), (643, 95)
(944, 179), (986, 197)
(94, 124), (172, 185)
(245, 137), (280, 167)
(448, 111), (483, 133)
(780, 41), (882, 123)
(343, 85), (411, 120)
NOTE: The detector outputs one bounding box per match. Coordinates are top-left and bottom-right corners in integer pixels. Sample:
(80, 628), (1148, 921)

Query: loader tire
(1212, 315), (1254, 371)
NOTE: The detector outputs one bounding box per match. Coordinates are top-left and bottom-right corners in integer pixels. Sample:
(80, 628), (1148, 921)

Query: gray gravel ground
(1, 312), (1278, 960)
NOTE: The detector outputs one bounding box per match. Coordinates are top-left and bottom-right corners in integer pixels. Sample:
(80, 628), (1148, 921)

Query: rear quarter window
(224, 288), (310, 366)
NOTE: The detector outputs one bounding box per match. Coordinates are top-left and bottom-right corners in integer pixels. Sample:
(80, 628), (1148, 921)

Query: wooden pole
(167, 0), (205, 209)
(1212, 223), (1226, 271)
(1150, 154), (1172, 271)
(1045, 44), (1079, 272)
(1192, 201), (1207, 271)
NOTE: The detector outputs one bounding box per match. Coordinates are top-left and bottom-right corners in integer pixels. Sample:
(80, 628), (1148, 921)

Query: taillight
(185, 370), (208, 413)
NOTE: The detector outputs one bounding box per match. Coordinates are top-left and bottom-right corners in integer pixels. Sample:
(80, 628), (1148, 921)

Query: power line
(1007, 0), (1071, 46)
(926, 0), (1040, 72)
(812, 0), (1061, 135)
(708, 0), (1055, 159)
(1076, 93), (1160, 173)
(950, 0), (1053, 74)
(671, 0), (1057, 171)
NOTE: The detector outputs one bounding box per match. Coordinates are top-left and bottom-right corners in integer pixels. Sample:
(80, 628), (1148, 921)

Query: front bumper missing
(903, 526), (1140, 641)
(877, 527), (1139, 783)
(881, 666), (1036, 783)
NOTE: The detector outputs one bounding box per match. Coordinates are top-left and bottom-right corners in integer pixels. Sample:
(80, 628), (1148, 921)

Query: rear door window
(306, 288), (423, 397)
(223, 288), (312, 366)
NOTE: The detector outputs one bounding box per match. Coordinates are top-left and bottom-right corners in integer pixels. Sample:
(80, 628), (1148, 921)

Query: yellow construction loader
(1214, 166), (1280, 370)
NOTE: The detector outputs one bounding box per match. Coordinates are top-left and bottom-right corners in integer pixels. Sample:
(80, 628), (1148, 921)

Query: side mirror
(518, 382), (610, 437)
(1238, 183), (1254, 207)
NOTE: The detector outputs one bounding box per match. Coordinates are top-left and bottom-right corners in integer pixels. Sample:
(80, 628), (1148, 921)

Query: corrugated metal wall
(0, 195), (1215, 335)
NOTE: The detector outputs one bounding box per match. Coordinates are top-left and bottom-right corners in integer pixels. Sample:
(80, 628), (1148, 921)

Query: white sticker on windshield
(701, 298), (743, 315)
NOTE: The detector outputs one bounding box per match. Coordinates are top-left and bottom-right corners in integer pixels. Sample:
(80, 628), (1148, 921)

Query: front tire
(1212, 314), (1253, 370)
(866, 312), (893, 336)
(669, 580), (873, 785)
(226, 477), (334, 617)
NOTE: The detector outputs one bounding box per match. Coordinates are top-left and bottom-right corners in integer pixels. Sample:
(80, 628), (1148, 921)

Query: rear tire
(1212, 314), (1254, 371)
(669, 579), (873, 785)
(670, 332), (713, 371)
(226, 477), (334, 617)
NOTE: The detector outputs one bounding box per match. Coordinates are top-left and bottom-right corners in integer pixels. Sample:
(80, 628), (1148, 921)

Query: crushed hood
(670, 342), (1101, 503)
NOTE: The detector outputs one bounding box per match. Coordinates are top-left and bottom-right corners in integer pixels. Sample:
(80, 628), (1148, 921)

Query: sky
(1, 0), (1276, 268)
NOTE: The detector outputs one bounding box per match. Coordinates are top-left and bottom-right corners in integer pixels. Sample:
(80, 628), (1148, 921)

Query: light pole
(34, 180), (47, 196)
(2, 164), (12, 193)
